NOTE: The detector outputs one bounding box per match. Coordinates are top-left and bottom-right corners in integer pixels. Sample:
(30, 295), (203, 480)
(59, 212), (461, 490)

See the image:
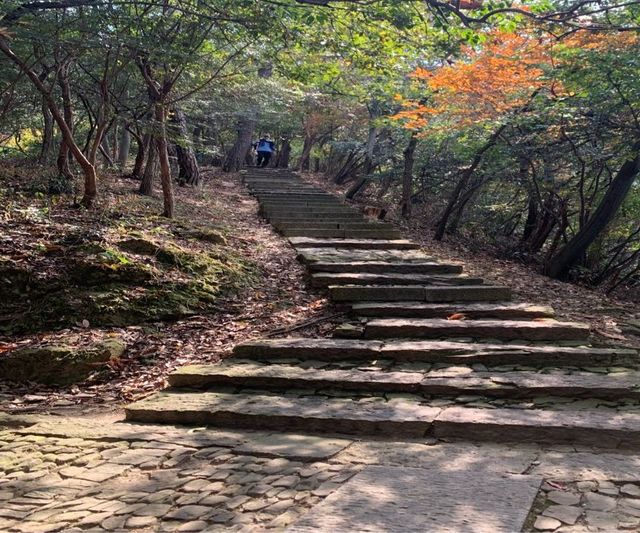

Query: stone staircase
(126, 169), (640, 448)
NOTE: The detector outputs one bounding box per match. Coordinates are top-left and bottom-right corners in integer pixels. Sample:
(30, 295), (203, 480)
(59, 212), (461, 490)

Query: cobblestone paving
(0, 420), (359, 532)
(3, 416), (640, 532)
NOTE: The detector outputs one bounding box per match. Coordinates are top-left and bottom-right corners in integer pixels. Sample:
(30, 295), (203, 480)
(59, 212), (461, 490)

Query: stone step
(282, 229), (403, 240)
(352, 302), (554, 319)
(268, 213), (364, 222)
(361, 318), (590, 341)
(289, 238), (420, 250)
(308, 261), (462, 274)
(168, 363), (640, 400)
(297, 248), (435, 264)
(259, 200), (345, 207)
(261, 205), (356, 214)
(273, 222), (395, 231)
(233, 338), (637, 366)
(311, 272), (482, 288)
(125, 390), (640, 446)
(330, 284), (511, 302)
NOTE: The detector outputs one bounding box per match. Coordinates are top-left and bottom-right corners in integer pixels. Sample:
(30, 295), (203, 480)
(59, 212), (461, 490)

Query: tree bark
(296, 134), (316, 171)
(401, 134), (418, 218)
(172, 108), (200, 186)
(546, 142), (640, 279)
(139, 139), (157, 195)
(117, 124), (131, 169)
(38, 98), (54, 164)
(223, 116), (255, 172)
(56, 62), (74, 181)
(276, 137), (291, 168)
(155, 103), (174, 217)
(132, 132), (149, 179)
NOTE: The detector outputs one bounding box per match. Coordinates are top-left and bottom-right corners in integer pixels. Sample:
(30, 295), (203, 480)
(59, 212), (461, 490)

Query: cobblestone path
(2, 415), (640, 532)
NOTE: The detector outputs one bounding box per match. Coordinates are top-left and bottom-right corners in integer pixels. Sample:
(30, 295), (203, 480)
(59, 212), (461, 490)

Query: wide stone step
(361, 318), (590, 341)
(297, 248), (435, 263)
(330, 284), (511, 302)
(311, 272), (482, 288)
(268, 213), (364, 222)
(125, 390), (438, 437)
(233, 338), (637, 366)
(125, 390), (640, 446)
(259, 200), (345, 207)
(274, 222), (395, 231)
(169, 363), (640, 400)
(261, 205), (356, 214)
(308, 261), (462, 274)
(282, 229), (402, 239)
(352, 302), (554, 319)
(289, 238), (420, 250)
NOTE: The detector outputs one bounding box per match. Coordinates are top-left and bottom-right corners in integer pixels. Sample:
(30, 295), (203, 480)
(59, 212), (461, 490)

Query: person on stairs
(253, 134), (275, 168)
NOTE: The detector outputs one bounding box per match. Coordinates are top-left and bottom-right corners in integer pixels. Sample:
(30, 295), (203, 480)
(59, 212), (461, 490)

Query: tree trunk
(345, 177), (370, 200)
(132, 132), (149, 179)
(364, 125), (378, 175)
(223, 116), (255, 172)
(139, 139), (157, 195)
(296, 134), (316, 171)
(434, 123), (506, 240)
(56, 62), (74, 181)
(118, 124), (131, 169)
(401, 134), (418, 218)
(546, 142), (640, 279)
(155, 103), (174, 218)
(172, 108), (200, 186)
(38, 98), (54, 164)
(276, 137), (291, 168)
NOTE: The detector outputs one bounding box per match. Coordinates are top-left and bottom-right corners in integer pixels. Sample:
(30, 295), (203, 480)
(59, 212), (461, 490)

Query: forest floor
(0, 164), (338, 414)
(1, 165), (639, 414)
(302, 172), (640, 351)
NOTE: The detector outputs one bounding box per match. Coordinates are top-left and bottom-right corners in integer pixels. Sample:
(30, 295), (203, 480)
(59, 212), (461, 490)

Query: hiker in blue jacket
(253, 134), (275, 167)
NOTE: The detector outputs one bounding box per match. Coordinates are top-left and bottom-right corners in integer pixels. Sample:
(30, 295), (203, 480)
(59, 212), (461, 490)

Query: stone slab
(287, 466), (541, 532)
(288, 238), (420, 250)
(363, 318), (590, 341)
(333, 441), (539, 474)
(126, 391), (441, 437)
(433, 406), (640, 448)
(233, 433), (352, 461)
(352, 302), (554, 319)
(311, 272), (482, 288)
(533, 450), (640, 481)
(330, 285), (512, 302)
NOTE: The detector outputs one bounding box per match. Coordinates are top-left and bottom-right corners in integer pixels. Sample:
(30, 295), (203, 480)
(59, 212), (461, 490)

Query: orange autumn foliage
(394, 30), (639, 132)
(394, 31), (555, 130)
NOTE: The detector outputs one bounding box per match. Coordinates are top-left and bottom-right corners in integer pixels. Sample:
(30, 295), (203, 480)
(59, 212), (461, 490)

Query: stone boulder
(0, 337), (126, 385)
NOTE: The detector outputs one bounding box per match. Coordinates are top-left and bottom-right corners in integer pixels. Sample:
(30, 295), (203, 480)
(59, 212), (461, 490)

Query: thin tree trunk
(434, 123), (507, 240)
(155, 103), (174, 217)
(139, 139), (157, 195)
(56, 62), (74, 181)
(401, 134), (417, 218)
(38, 98), (54, 163)
(546, 142), (640, 279)
(118, 124), (131, 169)
(132, 132), (149, 179)
(296, 134), (316, 171)
(172, 108), (200, 186)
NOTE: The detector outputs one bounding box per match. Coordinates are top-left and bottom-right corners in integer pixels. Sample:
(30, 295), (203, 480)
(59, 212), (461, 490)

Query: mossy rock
(118, 237), (161, 256)
(180, 228), (227, 245)
(68, 256), (155, 286)
(0, 337), (126, 385)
